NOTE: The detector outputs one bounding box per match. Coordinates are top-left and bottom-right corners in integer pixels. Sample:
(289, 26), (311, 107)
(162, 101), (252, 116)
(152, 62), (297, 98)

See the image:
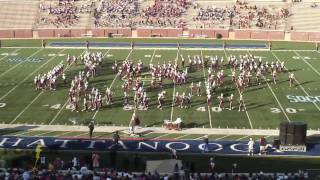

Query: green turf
(0, 40), (319, 135)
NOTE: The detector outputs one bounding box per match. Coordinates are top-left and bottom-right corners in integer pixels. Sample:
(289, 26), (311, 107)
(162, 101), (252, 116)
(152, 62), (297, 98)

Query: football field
(0, 39), (319, 134)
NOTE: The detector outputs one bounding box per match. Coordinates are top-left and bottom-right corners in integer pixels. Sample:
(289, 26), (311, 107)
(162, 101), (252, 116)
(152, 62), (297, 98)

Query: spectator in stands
(193, 0), (290, 30)
(92, 153), (100, 170)
(209, 157), (215, 173)
(38, 0), (93, 28)
(93, 0), (139, 28)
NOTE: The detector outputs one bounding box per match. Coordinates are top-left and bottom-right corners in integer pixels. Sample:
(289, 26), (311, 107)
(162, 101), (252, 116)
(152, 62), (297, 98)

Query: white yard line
(271, 51), (320, 112)
(12, 130), (31, 136)
(126, 49), (156, 128)
(264, 79), (291, 122)
(48, 50), (89, 125)
(195, 134), (207, 140)
(34, 131), (55, 137)
(149, 49), (156, 64)
(0, 48), (21, 62)
(0, 49), (65, 101)
(215, 135), (231, 140)
(49, 100), (69, 125)
(109, 49), (133, 89)
(92, 49), (133, 120)
(0, 49), (43, 78)
(236, 135), (251, 141)
(170, 50), (180, 121)
(175, 134), (189, 140)
(223, 50), (253, 129)
(246, 50), (290, 122)
(10, 92), (43, 124)
(294, 51), (320, 77)
(154, 133), (171, 139)
(143, 131), (154, 137)
(10, 49), (84, 125)
(200, 50), (213, 128)
(93, 132), (111, 139)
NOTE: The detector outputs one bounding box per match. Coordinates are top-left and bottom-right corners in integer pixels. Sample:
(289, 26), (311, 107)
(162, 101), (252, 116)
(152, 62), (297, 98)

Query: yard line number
(270, 107), (297, 114)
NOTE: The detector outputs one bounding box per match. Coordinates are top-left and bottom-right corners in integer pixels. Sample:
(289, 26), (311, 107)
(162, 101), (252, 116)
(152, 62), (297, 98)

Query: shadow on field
(0, 126), (38, 136)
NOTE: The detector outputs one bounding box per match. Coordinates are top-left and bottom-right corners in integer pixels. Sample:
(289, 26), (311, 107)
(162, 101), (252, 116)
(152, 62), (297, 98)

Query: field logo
(287, 95), (320, 103)
(8, 57), (45, 63)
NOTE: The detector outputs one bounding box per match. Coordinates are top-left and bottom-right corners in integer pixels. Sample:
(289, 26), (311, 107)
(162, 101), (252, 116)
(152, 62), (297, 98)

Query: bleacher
(290, 2), (320, 31)
(0, 0), (39, 29)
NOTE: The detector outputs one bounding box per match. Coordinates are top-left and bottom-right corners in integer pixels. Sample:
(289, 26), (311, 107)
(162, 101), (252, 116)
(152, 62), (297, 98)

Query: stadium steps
(290, 4), (320, 31)
(0, 1), (39, 28)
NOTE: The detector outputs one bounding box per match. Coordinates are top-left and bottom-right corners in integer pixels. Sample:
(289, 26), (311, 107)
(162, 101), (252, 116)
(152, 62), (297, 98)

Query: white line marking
(34, 131), (55, 137)
(149, 49), (156, 64)
(201, 50), (213, 128)
(294, 51), (320, 77)
(236, 135), (251, 141)
(247, 51), (290, 122)
(0, 49), (65, 101)
(92, 49), (132, 120)
(223, 50), (253, 129)
(127, 49), (156, 128)
(0, 49), (42, 78)
(10, 49), (79, 124)
(53, 131), (73, 137)
(143, 131), (154, 137)
(49, 100), (69, 125)
(170, 50), (179, 121)
(264, 78), (291, 121)
(154, 133), (171, 139)
(271, 51), (320, 112)
(195, 135), (207, 140)
(175, 134), (189, 139)
(11, 130), (31, 136)
(0, 48), (21, 62)
(215, 135), (231, 140)
(46, 50), (88, 125)
(10, 92), (43, 124)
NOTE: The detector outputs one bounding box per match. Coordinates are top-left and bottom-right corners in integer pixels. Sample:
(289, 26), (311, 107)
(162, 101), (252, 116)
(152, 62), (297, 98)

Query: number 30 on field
(270, 107), (297, 114)
(0, 103), (6, 108)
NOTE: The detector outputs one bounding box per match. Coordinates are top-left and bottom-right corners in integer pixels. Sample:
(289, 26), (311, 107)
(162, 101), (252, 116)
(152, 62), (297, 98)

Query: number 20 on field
(270, 107), (298, 114)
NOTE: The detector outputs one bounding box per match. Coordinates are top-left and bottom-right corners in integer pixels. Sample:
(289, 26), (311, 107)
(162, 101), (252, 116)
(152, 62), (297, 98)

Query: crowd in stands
(193, 0), (290, 29)
(0, 168), (310, 180)
(193, 6), (235, 28)
(0, 153), (309, 180)
(38, 0), (94, 28)
(93, 0), (139, 28)
(36, 0), (291, 29)
(139, 0), (194, 28)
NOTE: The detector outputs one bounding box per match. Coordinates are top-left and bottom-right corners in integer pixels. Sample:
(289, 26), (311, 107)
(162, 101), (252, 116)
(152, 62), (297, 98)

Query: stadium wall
(0, 28), (318, 42)
(234, 30), (285, 40)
